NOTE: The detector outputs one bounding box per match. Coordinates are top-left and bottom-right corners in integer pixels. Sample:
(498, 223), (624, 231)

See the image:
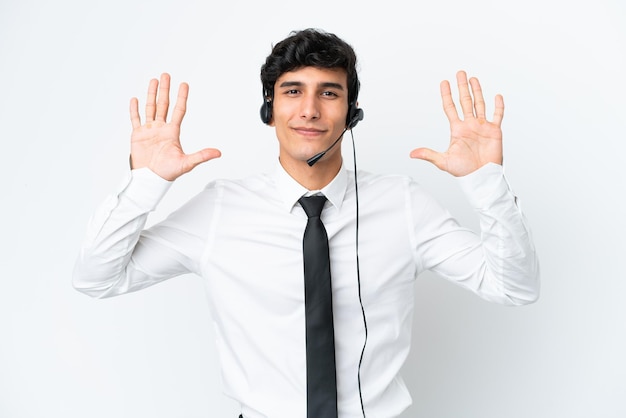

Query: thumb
(182, 148), (222, 173)
(410, 147), (445, 169)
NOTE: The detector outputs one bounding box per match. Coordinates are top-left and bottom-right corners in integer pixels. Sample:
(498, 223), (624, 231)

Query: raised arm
(130, 73), (221, 180)
(73, 73), (220, 298)
(410, 71), (539, 305)
(410, 70), (503, 176)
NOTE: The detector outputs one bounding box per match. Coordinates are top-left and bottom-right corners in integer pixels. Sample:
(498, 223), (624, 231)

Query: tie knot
(299, 195), (327, 218)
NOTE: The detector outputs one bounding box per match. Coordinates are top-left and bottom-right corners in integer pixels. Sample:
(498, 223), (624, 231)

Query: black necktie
(299, 195), (338, 418)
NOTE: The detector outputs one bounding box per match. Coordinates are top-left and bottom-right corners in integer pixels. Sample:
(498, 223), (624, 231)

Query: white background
(1, 0), (625, 417)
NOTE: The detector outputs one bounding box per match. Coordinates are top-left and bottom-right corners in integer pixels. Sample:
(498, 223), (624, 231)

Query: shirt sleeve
(72, 168), (192, 298)
(412, 163), (540, 305)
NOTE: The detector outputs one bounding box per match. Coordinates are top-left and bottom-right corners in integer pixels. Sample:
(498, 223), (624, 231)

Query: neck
(280, 157), (342, 191)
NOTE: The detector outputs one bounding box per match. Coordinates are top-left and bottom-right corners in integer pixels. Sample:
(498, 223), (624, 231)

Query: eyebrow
(278, 81), (345, 90)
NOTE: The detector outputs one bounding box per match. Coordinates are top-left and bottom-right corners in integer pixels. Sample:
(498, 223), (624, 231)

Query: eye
(321, 91), (339, 98)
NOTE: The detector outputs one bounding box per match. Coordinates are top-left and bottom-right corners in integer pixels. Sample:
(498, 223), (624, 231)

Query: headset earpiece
(346, 79), (363, 129)
(260, 95), (273, 125)
(347, 106), (364, 129)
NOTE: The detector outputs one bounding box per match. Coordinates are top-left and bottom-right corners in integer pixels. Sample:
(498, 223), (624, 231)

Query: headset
(260, 76), (369, 417)
(260, 78), (364, 166)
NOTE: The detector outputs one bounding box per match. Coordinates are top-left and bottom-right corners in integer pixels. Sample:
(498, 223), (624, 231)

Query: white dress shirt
(73, 161), (539, 418)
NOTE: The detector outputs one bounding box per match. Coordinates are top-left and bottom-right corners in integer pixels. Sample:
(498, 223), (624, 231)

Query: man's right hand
(129, 73), (221, 181)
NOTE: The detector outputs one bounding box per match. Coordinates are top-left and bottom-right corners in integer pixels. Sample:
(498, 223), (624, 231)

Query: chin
(281, 146), (319, 162)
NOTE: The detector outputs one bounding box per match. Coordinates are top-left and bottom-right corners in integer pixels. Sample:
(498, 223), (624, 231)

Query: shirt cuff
(117, 167), (173, 211)
(456, 162), (511, 209)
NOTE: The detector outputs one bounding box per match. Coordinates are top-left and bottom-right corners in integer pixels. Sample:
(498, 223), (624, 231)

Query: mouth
(292, 126), (326, 138)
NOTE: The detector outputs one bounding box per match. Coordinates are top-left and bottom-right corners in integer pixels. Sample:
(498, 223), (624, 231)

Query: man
(73, 28), (540, 418)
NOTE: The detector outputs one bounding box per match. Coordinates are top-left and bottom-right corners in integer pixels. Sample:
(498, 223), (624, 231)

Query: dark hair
(260, 28), (359, 107)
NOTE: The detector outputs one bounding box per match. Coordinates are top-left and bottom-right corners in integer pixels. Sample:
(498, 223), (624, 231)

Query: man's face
(270, 66), (350, 170)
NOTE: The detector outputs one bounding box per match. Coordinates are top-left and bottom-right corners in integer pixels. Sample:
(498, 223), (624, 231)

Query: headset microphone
(306, 128), (347, 166)
(306, 108), (364, 166)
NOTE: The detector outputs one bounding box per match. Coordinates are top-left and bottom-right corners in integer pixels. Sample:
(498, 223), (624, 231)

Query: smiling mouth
(292, 127), (326, 137)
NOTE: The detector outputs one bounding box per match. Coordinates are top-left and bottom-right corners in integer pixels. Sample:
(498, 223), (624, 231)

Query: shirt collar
(274, 159), (348, 213)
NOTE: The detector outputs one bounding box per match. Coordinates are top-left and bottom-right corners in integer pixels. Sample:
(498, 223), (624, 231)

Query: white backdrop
(1, 0), (625, 417)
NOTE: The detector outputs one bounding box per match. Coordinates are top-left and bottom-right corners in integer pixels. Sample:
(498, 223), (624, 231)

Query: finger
(469, 77), (486, 120)
(171, 82), (189, 126)
(492, 94), (505, 126)
(130, 97), (141, 129)
(440, 80), (460, 123)
(456, 70), (475, 119)
(155, 73), (171, 122)
(145, 78), (159, 121)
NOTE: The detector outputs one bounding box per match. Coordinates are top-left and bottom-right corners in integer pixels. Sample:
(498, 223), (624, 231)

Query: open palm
(129, 73), (221, 181)
(411, 71), (504, 177)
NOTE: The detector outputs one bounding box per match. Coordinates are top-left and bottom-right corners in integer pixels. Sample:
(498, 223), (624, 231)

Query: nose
(299, 94), (320, 121)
